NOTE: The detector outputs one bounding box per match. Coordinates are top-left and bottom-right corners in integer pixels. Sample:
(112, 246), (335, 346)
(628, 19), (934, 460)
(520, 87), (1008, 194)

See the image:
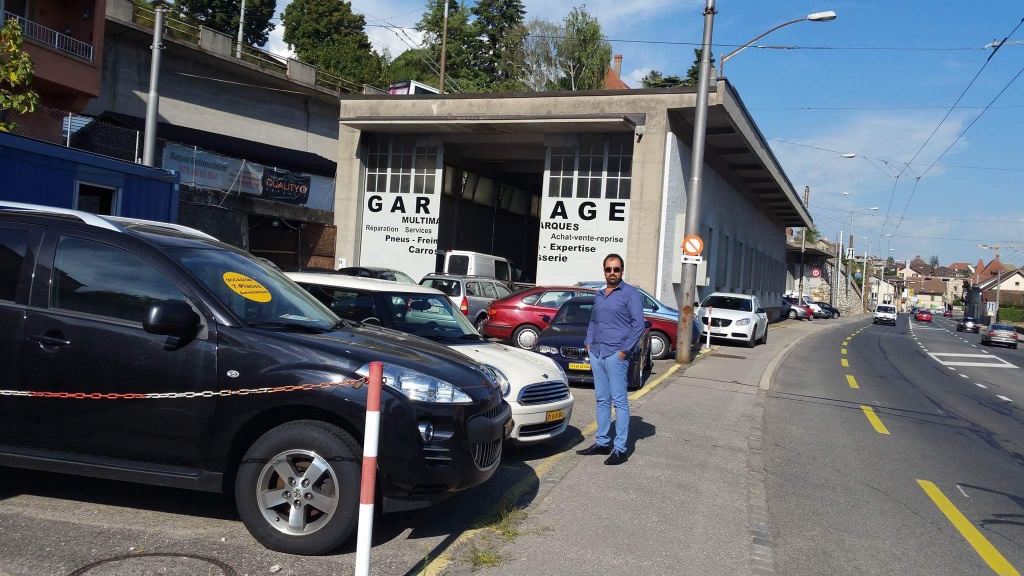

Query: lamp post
(142, 1), (168, 167)
(862, 236), (872, 311)
(799, 152), (855, 303)
(719, 11), (837, 76)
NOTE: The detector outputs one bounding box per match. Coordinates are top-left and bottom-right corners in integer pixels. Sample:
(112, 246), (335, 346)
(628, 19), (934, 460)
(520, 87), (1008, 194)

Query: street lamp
(798, 152), (855, 303)
(719, 11), (838, 76)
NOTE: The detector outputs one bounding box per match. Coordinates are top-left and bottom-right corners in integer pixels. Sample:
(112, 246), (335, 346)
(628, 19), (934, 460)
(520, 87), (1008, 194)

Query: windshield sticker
(280, 314), (316, 322)
(223, 272), (272, 303)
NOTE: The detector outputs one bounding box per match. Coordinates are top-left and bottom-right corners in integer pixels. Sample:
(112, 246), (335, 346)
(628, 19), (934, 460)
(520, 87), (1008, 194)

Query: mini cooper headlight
(479, 364), (511, 397)
(356, 364), (472, 404)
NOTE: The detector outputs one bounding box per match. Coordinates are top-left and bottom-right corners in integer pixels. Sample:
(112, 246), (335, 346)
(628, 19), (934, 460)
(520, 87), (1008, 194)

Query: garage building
(332, 80), (810, 317)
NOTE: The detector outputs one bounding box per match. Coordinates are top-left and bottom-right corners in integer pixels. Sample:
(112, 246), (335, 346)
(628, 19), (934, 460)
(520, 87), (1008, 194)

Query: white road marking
(948, 367), (957, 371)
(926, 352), (1018, 369)
(997, 395), (1012, 402)
(975, 383), (987, 388)
(960, 374), (969, 378)
(957, 485), (970, 498)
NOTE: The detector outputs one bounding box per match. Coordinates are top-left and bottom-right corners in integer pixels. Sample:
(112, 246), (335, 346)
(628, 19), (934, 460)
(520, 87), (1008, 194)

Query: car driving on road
(873, 304), (897, 326)
(955, 316), (980, 333)
(915, 309), (933, 322)
(288, 273), (575, 444)
(981, 323), (1019, 349)
(0, 203), (510, 556)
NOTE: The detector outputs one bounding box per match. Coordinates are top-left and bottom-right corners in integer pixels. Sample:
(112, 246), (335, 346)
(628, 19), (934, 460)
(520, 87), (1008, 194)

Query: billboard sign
(536, 196), (630, 285)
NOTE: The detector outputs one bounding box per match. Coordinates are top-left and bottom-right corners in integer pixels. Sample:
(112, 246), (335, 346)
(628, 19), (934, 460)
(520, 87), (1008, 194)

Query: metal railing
(316, 69), (362, 94)
(130, 4), (200, 44)
(233, 40), (287, 74)
(2, 11), (94, 61)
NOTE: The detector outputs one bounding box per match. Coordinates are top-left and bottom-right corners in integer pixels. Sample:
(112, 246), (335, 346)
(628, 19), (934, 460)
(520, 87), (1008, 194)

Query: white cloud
(622, 67), (650, 89)
(263, 21), (294, 59)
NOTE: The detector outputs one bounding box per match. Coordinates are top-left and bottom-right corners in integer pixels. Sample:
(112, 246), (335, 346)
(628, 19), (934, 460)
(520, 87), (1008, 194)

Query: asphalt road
(0, 358), (677, 576)
(765, 313), (1024, 576)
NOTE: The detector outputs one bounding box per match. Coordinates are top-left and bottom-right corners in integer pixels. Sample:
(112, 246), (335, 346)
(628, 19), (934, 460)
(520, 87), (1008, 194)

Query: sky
(264, 1), (1024, 269)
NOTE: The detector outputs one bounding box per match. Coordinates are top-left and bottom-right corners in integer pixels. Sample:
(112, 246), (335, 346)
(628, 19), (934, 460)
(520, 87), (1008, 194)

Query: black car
(532, 296), (652, 390)
(0, 203), (509, 556)
(956, 316), (981, 334)
(338, 266), (416, 284)
(814, 301), (841, 319)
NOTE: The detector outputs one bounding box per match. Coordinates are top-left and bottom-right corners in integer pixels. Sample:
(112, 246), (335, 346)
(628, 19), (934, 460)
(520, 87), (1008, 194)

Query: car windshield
(701, 295), (753, 312)
(380, 292), (480, 339)
(877, 306), (895, 313)
(552, 301), (594, 324)
(168, 247), (338, 330)
(992, 324), (1013, 331)
(385, 270), (416, 284)
(962, 317), (975, 322)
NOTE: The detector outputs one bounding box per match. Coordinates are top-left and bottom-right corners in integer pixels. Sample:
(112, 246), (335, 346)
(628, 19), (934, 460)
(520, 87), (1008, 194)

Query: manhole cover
(69, 553), (238, 576)
(712, 353), (747, 359)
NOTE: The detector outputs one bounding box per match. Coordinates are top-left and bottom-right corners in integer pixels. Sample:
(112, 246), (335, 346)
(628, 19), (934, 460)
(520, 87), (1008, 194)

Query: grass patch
(469, 544), (501, 569)
(495, 507), (527, 541)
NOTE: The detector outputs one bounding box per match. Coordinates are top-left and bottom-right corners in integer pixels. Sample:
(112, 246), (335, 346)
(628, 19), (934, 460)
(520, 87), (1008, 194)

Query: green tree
(418, 0), (486, 92)
(641, 70), (685, 88)
(472, 0), (527, 89)
(282, 0), (387, 89)
(522, 18), (561, 91)
(684, 48), (714, 86)
(554, 6), (611, 91)
(0, 20), (39, 132)
(175, 0), (277, 46)
(386, 49), (439, 87)
(928, 255), (940, 268)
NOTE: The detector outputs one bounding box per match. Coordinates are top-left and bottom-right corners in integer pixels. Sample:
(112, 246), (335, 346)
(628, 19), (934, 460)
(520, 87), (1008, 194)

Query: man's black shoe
(576, 443), (611, 456)
(604, 451), (628, 465)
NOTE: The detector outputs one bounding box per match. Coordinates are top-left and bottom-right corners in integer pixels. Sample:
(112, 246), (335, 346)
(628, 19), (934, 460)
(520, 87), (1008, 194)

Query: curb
(746, 315), (866, 576)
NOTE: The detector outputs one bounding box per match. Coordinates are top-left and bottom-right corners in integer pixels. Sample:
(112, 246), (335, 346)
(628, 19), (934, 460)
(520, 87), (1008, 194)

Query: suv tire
(235, 420), (361, 555)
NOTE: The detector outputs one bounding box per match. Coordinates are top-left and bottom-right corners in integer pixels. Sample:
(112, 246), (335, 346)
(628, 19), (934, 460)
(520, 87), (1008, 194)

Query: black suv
(0, 203), (510, 555)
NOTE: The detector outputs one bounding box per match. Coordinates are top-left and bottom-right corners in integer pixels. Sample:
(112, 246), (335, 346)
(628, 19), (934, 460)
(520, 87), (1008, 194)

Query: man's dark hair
(603, 253), (624, 268)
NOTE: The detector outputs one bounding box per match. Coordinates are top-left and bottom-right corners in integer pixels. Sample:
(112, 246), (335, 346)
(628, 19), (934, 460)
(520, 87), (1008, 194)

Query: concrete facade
(333, 82), (810, 310)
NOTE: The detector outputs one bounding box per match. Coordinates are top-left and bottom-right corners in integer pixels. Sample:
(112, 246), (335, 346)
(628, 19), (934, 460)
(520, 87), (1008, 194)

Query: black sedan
(338, 266), (416, 284)
(955, 317), (981, 333)
(533, 296), (653, 390)
(814, 301), (841, 319)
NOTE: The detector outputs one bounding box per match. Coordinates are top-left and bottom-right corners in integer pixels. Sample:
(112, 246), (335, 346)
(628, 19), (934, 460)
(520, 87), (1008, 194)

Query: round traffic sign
(810, 267), (822, 279)
(682, 235), (704, 256)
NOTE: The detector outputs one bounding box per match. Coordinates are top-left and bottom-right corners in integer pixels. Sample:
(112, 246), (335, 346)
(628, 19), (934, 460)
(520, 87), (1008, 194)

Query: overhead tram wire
(767, 138), (1024, 173)
(881, 16), (1024, 243)
(355, 8), (462, 93)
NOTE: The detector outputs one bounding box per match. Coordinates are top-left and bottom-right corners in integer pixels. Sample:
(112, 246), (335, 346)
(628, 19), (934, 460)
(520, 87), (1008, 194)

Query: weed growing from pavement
(495, 507), (527, 541)
(468, 543), (500, 569)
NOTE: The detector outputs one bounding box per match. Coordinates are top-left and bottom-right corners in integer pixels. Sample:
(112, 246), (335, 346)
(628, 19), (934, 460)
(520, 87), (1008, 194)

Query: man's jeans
(592, 352), (630, 453)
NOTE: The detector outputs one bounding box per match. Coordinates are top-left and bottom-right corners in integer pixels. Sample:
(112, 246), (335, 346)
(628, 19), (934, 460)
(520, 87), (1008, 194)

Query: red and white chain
(0, 378), (368, 400)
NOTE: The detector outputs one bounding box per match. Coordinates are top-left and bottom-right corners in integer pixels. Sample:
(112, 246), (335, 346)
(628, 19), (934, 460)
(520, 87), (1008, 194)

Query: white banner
(162, 143), (231, 190)
(536, 196), (630, 285)
(360, 193), (440, 281)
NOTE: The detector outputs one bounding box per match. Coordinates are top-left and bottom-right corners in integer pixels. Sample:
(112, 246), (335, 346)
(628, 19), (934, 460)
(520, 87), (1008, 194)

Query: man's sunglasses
(604, 266), (622, 273)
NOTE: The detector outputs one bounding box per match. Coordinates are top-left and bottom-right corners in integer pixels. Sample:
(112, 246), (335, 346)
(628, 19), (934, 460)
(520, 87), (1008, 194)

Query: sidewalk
(463, 316), (866, 576)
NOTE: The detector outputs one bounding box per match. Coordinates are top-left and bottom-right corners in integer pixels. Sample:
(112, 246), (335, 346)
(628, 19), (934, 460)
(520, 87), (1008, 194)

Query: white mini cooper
(287, 273), (574, 443)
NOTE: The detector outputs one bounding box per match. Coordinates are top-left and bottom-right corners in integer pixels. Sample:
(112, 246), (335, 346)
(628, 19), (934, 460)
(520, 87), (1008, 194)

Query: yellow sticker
(223, 272), (272, 303)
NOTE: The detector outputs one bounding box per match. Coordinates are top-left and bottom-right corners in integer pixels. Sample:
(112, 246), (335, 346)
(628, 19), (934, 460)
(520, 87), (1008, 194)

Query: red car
(482, 286), (679, 359)
(915, 310), (933, 322)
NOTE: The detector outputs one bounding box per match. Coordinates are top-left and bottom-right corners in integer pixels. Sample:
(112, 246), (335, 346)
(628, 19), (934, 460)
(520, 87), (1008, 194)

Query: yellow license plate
(568, 362), (591, 371)
(545, 409), (565, 422)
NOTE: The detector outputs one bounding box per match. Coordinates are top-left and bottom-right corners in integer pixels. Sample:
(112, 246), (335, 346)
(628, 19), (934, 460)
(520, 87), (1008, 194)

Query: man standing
(576, 253), (645, 465)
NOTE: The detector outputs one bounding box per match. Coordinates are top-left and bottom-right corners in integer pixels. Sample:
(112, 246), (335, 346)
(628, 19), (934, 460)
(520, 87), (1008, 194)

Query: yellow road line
(841, 359), (849, 367)
(842, 349), (848, 355)
(843, 341), (848, 347)
(846, 375), (859, 389)
(846, 337), (853, 341)
(860, 405), (890, 434)
(917, 480), (1021, 576)
(419, 361), (681, 575)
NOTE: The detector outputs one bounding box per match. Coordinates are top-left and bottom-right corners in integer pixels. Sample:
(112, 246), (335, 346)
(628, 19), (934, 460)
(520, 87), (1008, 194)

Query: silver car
(420, 274), (513, 331)
(981, 323), (1019, 349)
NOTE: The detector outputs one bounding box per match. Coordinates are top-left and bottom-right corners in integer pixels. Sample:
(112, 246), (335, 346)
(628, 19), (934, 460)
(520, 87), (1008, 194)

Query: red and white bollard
(355, 361), (383, 576)
(705, 306), (713, 349)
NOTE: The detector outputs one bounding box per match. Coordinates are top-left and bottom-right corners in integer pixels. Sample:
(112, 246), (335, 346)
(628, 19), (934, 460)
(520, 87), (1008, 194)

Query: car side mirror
(541, 315), (551, 323)
(650, 303), (659, 312)
(144, 300), (200, 338)
(757, 308), (765, 314)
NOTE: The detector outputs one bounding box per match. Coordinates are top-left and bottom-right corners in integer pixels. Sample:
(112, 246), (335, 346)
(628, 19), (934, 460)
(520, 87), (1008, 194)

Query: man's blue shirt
(585, 281), (645, 359)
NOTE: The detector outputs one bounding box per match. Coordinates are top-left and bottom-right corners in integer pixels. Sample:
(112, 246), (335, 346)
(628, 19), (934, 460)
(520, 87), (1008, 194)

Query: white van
(441, 250), (515, 283)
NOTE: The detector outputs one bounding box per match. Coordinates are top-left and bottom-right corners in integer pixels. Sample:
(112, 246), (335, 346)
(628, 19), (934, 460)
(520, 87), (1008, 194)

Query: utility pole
(675, 0), (716, 365)
(142, 1), (168, 167)
(797, 185), (809, 298)
(861, 239), (872, 312)
(235, 0), (247, 58)
(438, 0), (449, 93)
